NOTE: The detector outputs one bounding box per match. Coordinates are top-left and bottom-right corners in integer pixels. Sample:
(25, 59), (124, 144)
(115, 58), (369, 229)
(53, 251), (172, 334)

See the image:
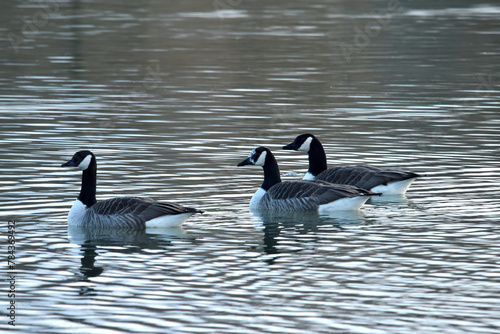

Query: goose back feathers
(80, 197), (201, 229)
(316, 166), (420, 194)
(258, 180), (374, 212)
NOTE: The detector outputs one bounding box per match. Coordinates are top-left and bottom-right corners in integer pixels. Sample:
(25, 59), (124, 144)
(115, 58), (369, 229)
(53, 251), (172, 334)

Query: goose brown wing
(84, 197), (200, 229)
(316, 166), (420, 190)
(89, 197), (155, 216)
(139, 201), (202, 221)
(261, 181), (370, 211)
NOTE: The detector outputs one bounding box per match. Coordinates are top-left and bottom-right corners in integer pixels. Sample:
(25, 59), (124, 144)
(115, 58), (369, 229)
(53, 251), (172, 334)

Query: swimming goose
(283, 134), (422, 195)
(61, 150), (203, 229)
(237, 147), (377, 212)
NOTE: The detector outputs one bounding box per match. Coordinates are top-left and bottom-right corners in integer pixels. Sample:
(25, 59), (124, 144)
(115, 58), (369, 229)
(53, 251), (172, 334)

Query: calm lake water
(1, 0), (500, 333)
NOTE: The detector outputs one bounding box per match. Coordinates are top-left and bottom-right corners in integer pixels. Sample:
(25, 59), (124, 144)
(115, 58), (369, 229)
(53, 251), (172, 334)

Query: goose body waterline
(61, 150), (203, 229)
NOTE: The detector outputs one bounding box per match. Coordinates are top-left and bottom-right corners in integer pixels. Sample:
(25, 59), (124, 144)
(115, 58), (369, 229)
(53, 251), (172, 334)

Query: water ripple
(2, 0), (500, 333)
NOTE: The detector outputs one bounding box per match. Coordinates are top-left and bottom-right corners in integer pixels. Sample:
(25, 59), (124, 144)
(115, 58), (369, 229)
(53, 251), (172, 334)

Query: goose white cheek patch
(298, 137), (313, 152)
(78, 155), (92, 170)
(254, 150), (267, 166)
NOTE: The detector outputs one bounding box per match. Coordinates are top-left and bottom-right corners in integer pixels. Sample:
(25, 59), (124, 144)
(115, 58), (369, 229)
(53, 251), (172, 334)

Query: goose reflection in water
(68, 224), (192, 248)
(250, 209), (367, 265)
(68, 225), (194, 294)
(79, 243), (104, 279)
(368, 193), (411, 206)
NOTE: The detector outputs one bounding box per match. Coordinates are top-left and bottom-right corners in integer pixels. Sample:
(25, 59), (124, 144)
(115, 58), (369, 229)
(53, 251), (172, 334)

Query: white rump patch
(254, 150), (267, 167)
(298, 136), (313, 152)
(146, 212), (196, 228)
(249, 187), (266, 209)
(78, 154), (93, 170)
(67, 199), (88, 225)
(318, 196), (369, 213)
(302, 171), (316, 180)
(371, 178), (417, 195)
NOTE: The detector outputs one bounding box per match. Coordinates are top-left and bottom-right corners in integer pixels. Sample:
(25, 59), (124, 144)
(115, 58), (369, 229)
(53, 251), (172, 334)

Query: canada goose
(283, 134), (422, 195)
(61, 150), (203, 229)
(237, 147), (377, 212)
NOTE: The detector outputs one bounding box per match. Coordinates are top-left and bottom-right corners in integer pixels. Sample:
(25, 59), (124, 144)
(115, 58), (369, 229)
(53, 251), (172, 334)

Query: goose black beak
(237, 157), (253, 167)
(282, 141), (297, 150)
(61, 158), (77, 167)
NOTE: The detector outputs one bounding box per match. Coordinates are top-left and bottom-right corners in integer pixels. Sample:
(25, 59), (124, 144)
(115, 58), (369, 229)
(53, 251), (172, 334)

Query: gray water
(1, 1), (500, 333)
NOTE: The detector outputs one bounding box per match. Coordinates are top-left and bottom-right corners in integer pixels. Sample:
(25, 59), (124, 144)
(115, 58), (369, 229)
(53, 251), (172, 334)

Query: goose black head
(61, 150), (95, 171)
(282, 134), (315, 152)
(237, 147), (269, 167)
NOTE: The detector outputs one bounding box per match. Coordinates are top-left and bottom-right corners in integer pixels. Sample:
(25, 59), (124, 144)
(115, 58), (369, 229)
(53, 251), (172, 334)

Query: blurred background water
(1, 0), (500, 333)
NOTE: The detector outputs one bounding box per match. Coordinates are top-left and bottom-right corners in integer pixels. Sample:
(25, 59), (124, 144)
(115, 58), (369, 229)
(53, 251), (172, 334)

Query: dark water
(1, 1), (500, 333)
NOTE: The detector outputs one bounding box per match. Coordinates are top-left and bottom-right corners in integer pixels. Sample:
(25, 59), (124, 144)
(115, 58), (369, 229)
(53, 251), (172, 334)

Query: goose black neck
(261, 152), (282, 191)
(78, 160), (97, 207)
(308, 137), (328, 176)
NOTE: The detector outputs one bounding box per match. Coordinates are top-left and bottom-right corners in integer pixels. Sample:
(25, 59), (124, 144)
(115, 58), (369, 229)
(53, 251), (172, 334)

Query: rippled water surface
(1, 1), (500, 333)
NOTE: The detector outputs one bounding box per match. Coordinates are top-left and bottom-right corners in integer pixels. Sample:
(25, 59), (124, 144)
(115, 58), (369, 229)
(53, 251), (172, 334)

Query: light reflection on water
(1, 0), (500, 333)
